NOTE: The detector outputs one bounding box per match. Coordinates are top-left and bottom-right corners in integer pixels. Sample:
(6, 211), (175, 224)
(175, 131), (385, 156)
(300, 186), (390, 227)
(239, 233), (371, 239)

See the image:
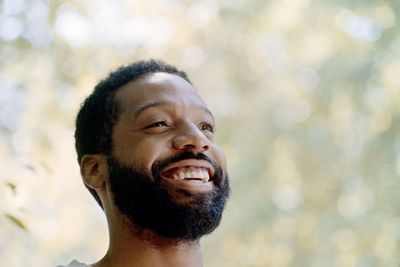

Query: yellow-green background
(1, 0), (399, 266)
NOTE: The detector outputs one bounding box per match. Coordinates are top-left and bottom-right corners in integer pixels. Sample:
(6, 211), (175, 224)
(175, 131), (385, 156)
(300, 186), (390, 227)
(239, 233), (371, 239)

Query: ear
(80, 154), (108, 190)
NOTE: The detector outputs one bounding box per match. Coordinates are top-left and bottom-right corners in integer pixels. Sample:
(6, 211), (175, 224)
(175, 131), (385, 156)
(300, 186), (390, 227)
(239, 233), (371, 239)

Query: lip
(160, 159), (215, 191)
(161, 177), (213, 191)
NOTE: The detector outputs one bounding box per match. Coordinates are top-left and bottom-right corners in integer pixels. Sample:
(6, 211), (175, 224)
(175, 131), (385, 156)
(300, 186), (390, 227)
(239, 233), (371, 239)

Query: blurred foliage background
(1, 0), (400, 266)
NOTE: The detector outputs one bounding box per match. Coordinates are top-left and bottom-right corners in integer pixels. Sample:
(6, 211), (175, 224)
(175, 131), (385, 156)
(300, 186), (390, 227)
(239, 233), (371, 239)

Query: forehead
(114, 72), (208, 114)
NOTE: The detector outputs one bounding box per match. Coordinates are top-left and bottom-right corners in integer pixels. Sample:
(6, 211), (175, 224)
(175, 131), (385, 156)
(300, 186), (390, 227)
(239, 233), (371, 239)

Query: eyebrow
(133, 101), (215, 120)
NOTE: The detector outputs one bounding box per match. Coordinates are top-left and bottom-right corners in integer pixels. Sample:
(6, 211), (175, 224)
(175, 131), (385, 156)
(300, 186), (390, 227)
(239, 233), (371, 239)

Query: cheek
(128, 138), (171, 170)
(211, 145), (227, 171)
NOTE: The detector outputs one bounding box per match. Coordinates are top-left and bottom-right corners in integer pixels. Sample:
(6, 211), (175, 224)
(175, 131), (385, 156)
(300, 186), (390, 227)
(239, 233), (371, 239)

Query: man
(62, 60), (230, 267)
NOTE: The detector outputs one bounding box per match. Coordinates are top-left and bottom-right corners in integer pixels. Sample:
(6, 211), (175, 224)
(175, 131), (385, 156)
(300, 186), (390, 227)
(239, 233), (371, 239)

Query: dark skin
(80, 73), (227, 267)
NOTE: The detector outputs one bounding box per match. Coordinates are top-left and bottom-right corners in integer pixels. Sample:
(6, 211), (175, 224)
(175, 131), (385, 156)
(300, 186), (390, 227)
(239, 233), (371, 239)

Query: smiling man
(65, 60), (230, 267)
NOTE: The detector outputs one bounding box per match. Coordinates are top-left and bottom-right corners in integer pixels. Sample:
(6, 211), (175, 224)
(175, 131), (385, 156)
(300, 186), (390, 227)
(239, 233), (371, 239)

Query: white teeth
(203, 169), (209, 180)
(169, 167), (210, 181)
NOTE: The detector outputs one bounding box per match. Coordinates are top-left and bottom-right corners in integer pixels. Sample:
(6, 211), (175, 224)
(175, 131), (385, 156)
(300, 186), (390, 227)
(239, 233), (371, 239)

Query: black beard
(107, 151), (230, 242)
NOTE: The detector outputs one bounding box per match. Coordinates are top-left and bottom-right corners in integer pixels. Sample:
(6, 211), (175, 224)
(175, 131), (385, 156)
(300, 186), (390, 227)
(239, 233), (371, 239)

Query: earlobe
(80, 154), (108, 190)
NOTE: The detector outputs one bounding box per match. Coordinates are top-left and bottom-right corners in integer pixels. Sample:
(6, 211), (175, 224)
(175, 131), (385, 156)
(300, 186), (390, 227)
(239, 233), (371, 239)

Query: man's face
(107, 72), (230, 240)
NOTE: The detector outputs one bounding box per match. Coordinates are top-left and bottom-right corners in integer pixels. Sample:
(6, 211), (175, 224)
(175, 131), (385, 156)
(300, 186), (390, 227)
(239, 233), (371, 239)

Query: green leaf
(5, 182), (17, 194)
(5, 214), (28, 231)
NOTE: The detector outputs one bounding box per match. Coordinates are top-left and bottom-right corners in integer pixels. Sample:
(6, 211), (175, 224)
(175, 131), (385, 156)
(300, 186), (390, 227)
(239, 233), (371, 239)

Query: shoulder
(57, 260), (91, 267)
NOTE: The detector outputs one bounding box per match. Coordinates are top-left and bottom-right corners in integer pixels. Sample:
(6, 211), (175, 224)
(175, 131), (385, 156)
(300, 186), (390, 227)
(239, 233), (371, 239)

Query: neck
(93, 214), (204, 267)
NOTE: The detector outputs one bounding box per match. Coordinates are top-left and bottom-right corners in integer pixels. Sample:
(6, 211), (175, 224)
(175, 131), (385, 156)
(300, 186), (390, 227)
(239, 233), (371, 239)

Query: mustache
(151, 151), (223, 183)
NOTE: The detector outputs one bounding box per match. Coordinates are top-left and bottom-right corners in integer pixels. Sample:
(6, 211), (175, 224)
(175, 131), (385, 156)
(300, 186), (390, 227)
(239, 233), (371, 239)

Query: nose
(172, 123), (210, 152)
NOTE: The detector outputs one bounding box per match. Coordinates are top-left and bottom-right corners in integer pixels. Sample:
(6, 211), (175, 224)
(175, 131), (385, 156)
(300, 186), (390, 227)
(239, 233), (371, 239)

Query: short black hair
(74, 59), (191, 208)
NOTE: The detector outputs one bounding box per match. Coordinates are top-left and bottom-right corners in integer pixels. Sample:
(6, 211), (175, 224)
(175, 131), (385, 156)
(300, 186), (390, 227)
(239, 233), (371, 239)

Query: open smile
(160, 159), (215, 190)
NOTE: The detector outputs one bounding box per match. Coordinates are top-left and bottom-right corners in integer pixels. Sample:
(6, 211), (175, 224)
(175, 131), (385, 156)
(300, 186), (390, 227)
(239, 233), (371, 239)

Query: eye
(199, 122), (215, 133)
(145, 121), (169, 129)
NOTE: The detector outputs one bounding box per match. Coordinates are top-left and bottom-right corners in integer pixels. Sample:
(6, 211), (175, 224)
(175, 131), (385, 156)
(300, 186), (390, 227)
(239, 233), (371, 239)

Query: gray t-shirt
(57, 260), (90, 267)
